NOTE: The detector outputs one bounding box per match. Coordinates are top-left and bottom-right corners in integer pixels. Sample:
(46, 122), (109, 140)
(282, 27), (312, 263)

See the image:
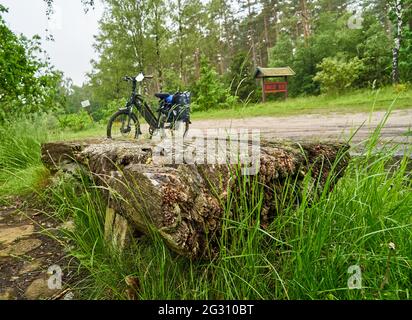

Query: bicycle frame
(123, 79), (161, 131)
(112, 74), (189, 140)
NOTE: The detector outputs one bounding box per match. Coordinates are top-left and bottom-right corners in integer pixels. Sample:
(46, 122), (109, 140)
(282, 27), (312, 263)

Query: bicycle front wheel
(107, 110), (140, 140)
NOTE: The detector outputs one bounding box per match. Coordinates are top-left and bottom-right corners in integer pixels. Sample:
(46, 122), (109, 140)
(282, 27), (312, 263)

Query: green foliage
(393, 83), (409, 94)
(162, 69), (185, 92)
(225, 51), (258, 102)
(399, 27), (412, 82)
(0, 5), (65, 122)
(192, 86), (412, 119)
(58, 110), (94, 132)
(314, 57), (365, 94)
(268, 12), (396, 97)
(0, 115), (51, 199)
(357, 18), (392, 87)
(192, 57), (237, 111)
(40, 0), (412, 109)
(65, 85), (92, 112)
(269, 35), (294, 69)
(95, 98), (126, 124)
(0, 117), (46, 171)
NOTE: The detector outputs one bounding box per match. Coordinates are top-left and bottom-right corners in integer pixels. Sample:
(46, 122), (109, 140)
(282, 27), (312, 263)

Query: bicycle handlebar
(123, 74), (154, 82)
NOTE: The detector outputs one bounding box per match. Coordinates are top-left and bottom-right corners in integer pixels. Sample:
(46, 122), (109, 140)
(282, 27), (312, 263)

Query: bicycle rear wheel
(107, 110), (140, 140)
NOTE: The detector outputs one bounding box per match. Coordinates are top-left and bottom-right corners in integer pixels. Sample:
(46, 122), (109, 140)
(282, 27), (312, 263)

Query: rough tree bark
(392, 0), (403, 84)
(300, 0), (311, 45)
(41, 139), (350, 259)
(177, 0), (184, 83)
(245, 0), (257, 69)
(153, 1), (163, 91)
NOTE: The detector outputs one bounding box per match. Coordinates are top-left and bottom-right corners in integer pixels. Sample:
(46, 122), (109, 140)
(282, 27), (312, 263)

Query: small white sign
(81, 100), (91, 108)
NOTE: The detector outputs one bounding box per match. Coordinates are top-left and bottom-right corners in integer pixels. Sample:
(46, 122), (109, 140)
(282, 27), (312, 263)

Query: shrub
(225, 51), (258, 102)
(58, 110), (94, 132)
(0, 6), (65, 123)
(192, 57), (237, 112)
(162, 69), (186, 93)
(393, 83), (408, 94)
(94, 98), (126, 124)
(313, 57), (365, 94)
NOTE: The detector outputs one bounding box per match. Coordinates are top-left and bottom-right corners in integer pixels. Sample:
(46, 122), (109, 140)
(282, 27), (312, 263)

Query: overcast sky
(2, 0), (104, 86)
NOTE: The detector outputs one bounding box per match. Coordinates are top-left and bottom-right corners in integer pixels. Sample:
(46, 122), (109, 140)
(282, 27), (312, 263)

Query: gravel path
(191, 109), (412, 146)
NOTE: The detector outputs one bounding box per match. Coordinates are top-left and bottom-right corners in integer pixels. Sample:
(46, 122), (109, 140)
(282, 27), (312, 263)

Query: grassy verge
(0, 118), (105, 201)
(0, 117), (48, 200)
(50, 125), (105, 141)
(192, 86), (412, 120)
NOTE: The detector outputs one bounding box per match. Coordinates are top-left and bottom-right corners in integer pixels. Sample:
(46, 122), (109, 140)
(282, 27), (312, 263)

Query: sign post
(81, 100), (94, 123)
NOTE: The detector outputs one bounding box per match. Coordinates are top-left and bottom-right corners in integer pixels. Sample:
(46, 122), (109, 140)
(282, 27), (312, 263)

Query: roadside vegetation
(193, 85), (412, 120)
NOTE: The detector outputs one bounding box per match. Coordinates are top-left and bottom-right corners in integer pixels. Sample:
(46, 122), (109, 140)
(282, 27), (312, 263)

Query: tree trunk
(263, 13), (271, 65)
(273, 3), (279, 46)
(194, 47), (200, 80)
(300, 0), (311, 44)
(41, 139), (350, 259)
(177, 0), (184, 83)
(392, 0), (403, 84)
(246, 0), (258, 69)
(154, 3), (163, 91)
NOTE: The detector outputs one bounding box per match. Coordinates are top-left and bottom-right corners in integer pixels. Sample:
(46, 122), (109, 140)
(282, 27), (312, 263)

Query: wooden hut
(254, 67), (295, 102)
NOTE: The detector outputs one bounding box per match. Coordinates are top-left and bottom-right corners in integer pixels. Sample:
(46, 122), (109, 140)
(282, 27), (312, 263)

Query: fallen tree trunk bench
(41, 138), (350, 259)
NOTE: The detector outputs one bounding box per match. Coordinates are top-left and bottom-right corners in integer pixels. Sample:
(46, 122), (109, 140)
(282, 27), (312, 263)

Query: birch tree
(391, 0), (404, 84)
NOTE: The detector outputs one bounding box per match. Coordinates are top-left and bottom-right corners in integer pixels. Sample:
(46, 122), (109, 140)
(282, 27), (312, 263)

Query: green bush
(162, 69), (186, 93)
(314, 57), (365, 94)
(225, 51), (258, 102)
(58, 110), (94, 132)
(192, 57), (237, 112)
(393, 83), (409, 94)
(93, 98), (126, 124)
(0, 6), (65, 123)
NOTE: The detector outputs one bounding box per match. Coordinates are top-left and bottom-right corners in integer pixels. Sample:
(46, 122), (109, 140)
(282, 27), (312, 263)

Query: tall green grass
(40, 110), (412, 300)
(0, 116), (50, 200)
(0, 115), (104, 201)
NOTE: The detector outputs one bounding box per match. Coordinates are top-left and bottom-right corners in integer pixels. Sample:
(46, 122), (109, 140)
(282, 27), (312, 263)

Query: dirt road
(191, 109), (412, 146)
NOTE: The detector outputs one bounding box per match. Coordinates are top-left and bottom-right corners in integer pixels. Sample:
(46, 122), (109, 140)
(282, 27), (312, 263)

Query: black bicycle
(107, 73), (190, 140)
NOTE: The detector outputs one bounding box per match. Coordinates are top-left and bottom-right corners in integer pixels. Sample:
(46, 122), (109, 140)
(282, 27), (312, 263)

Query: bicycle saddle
(155, 93), (171, 100)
